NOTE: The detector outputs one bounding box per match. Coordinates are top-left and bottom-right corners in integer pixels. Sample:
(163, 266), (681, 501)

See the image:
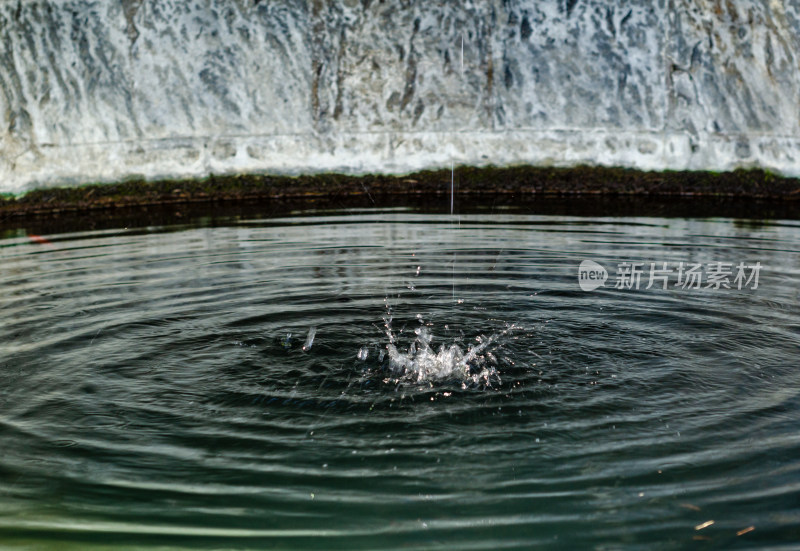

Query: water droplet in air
(302, 326), (317, 351)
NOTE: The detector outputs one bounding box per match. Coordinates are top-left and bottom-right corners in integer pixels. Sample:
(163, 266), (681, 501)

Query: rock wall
(1, 0), (799, 192)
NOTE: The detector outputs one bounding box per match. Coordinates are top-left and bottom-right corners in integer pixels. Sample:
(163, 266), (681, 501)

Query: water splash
(370, 308), (517, 387)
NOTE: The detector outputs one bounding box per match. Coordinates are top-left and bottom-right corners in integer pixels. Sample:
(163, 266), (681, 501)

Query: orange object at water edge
(27, 234), (52, 245)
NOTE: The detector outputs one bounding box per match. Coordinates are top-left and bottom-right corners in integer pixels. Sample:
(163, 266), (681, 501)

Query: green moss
(1, 165), (798, 218)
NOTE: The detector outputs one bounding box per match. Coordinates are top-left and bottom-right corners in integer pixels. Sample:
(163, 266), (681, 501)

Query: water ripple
(0, 213), (798, 549)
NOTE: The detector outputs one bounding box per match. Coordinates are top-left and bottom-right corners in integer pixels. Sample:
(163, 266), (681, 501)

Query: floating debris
(694, 520), (714, 531)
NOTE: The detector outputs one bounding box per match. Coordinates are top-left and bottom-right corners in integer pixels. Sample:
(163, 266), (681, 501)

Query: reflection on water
(1, 211), (799, 550)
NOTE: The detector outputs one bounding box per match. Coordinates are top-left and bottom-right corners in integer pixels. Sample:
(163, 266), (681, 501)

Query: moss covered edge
(2, 165), (799, 217)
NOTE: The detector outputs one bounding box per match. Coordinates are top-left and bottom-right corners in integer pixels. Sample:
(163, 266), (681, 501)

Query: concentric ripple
(1, 211), (799, 550)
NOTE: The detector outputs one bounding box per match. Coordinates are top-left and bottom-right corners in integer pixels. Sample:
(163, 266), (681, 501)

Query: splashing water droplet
(302, 326), (317, 352)
(366, 311), (517, 386)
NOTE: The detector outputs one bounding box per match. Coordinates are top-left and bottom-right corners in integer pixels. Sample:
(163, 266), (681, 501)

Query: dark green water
(1, 210), (799, 550)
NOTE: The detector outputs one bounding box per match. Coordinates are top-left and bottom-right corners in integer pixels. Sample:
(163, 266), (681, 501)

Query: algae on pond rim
(1, 166), (798, 220)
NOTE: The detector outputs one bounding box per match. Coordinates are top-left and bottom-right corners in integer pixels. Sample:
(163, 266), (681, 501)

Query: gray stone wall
(1, 0), (799, 192)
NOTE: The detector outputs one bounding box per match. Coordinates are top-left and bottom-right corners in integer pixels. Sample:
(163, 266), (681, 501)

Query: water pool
(1, 209), (799, 549)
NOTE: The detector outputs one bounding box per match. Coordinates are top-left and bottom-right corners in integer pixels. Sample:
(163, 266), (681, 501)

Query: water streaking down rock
(2, 0), (800, 193)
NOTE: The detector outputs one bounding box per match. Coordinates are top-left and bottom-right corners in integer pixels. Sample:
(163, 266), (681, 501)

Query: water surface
(1, 210), (799, 549)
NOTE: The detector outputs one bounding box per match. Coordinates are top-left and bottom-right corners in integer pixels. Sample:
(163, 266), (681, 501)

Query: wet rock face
(0, 0), (799, 192)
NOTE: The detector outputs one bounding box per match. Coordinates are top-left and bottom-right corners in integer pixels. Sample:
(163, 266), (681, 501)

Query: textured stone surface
(1, 0), (799, 192)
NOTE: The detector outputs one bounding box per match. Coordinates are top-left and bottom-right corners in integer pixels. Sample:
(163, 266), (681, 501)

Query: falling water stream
(1, 208), (799, 549)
